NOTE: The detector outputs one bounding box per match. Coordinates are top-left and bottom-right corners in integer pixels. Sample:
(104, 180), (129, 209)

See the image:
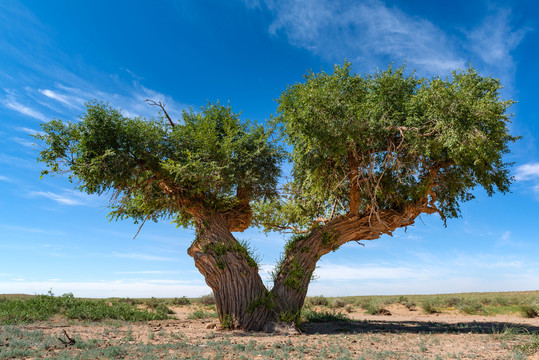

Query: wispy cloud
(111, 252), (176, 262)
(0, 175), (13, 182)
(466, 9), (529, 69)
(15, 127), (42, 136)
(39, 89), (85, 110)
(515, 162), (539, 181)
(262, 0), (464, 74)
(2, 98), (48, 121)
(0, 280), (209, 298)
(28, 191), (85, 206)
(314, 263), (427, 281)
(115, 270), (179, 275)
(11, 136), (34, 147)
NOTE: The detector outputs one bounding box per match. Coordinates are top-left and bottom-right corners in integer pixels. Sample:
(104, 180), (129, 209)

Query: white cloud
(515, 162), (539, 181)
(111, 252), (176, 262)
(28, 191), (84, 206)
(39, 89), (85, 109)
(15, 127), (42, 136)
(466, 9), (529, 68)
(2, 98), (48, 121)
(115, 270), (179, 275)
(0, 175), (13, 182)
(313, 263), (427, 281)
(0, 280), (209, 298)
(11, 136), (34, 147)
(262, 0), (464, 74)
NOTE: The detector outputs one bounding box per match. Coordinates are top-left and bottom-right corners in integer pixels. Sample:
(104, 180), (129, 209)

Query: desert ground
(1, 293), (539, 360)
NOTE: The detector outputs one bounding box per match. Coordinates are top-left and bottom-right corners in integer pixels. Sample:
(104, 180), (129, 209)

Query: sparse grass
(187, 309), (218, 319)
(0, 292), (172, 325)
(302, 308), (350, 323)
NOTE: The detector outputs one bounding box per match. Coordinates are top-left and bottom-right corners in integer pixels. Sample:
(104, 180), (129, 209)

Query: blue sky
(1, 0), (538, 298)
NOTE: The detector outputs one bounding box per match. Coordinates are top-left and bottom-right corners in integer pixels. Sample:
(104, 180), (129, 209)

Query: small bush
(307, 295), (329, 307)
(172, 296), (191, 306)
(200, 294), (215, 306)
(145, 297), (163, 309)
(361, 300), (380, 315)
(302, 309), (350, 323)
(155, 303), (175, 315)
(345, 304), (353, 313)
(332, 298), (345, 308)
(458, 300), (485, 315)
(421, 300), (438, 314)
(520, 304), (538, 318)
(444, 297), (463, 307)
(188, 310), (206, 319)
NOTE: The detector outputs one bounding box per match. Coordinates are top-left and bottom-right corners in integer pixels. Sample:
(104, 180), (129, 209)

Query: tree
(35, 62), (518, 331)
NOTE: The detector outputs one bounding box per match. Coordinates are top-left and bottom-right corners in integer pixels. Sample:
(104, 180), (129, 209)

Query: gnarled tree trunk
(270, 201), (435, 324)
(188, 200), (435, 331)
(187, 212), (273, 330)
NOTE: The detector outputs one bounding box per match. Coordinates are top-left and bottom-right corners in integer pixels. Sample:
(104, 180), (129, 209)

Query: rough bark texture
(270, 198), (437, 323)
(188, 197), (437, 331)
(187, 212), (272, 330)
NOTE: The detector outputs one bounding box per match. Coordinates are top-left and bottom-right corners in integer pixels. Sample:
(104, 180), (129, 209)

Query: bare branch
(145, 99), (175, 128)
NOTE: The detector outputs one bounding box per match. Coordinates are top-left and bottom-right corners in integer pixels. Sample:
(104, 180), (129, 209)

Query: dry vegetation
(1, 291), (538, 359)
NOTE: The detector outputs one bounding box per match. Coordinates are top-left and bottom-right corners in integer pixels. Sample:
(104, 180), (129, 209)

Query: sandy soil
(16, 303), (539, 359)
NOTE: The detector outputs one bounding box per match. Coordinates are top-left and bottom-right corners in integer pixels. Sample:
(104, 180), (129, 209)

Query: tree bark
(187, 199), (437, 331)
(270, 199), (436, 323)
(187, 212), (272, 330)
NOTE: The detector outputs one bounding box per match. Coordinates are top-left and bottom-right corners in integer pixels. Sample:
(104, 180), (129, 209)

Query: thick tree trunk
(187, 200), (436, 331)
(270, 201), (436, 324)
(187, 212), (272, 330)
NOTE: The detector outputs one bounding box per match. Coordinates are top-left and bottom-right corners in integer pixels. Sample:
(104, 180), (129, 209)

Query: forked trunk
(187, 212), (272, 330)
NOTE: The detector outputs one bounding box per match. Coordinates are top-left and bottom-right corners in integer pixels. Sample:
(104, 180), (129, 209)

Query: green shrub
(302, 309), (350, 323)
(458, 300), (485, 314)
(200, 294), (215, 306)
(332, 298), (345, 308)
(361, 300), (380, 315)
(307, 295), (329, 307)
(520, 304), (538, 318)
(421, 300), (438, 314)
(0, 292), (171, 324)
(145, 297), (162, 309)
(172, 296), (191, 306)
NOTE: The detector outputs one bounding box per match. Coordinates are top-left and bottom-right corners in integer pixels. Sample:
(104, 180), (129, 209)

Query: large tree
(35, 62), (518, 331)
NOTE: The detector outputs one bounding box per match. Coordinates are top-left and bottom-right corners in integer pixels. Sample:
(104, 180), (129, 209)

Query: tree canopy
(36, 101), (283, 231)
(255, 62), (518, 233)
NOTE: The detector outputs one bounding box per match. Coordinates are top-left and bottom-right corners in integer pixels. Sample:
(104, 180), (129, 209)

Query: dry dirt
(16, 303), (539, 359)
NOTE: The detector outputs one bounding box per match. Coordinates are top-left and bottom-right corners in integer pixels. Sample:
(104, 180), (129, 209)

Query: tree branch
(145, 99), (175, 128)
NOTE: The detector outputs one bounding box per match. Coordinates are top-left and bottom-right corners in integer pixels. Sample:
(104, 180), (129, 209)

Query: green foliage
(220, 314), (234, 329)
(202, 240), (260, 270)
(261, 61), (519, 232)
(361, 299), (382, 315)
(0, 292), (171, 324)
(281, 258), (307, 291)
(331, 298), (346, 308)
(307, 295), (329, 307)
(520, 304), (538, 318)
(421, 299), (439, 314)
(188, 309), (218, 319)
(199, 293), (216, 306)
(172, 296), (191, 306)
(302, 309), (350, 323)
(246, 291), (275, 314)
(34, 101), (283, 228)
